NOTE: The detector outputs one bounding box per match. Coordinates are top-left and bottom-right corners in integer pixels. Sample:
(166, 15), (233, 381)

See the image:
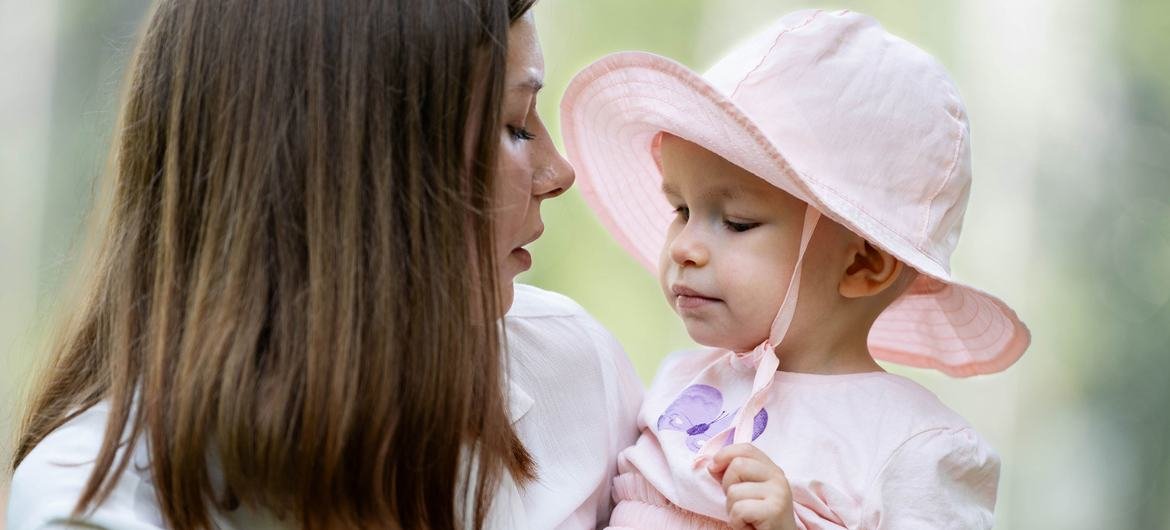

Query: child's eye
(672, 206), (690, 221)
(507, 125), (536, 141)
(725, 220), (759, 233)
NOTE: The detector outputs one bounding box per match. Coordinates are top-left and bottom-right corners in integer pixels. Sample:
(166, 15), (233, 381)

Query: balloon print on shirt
(657, 384), (768, 452)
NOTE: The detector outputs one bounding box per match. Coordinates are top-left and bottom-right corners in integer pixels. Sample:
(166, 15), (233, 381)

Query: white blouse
(6, 284), (643, 529)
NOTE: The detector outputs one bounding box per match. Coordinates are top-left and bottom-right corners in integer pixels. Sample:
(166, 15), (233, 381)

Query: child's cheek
(658, 245), (676, 309)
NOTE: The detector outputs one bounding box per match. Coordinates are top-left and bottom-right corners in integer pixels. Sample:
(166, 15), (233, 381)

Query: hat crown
(704, 10), (971, 272)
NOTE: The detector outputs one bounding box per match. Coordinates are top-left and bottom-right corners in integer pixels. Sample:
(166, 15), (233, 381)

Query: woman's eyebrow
(511, 75), (544, 93)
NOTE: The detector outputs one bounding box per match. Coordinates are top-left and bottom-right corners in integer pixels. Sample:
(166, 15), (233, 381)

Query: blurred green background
(2, 1), (1168, 528)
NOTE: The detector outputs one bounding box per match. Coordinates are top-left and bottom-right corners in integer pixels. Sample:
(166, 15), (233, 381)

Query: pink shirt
(609, 347), (999, 529)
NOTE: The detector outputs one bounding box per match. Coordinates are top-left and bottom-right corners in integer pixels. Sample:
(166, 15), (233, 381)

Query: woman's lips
(519, 225), (545, 248)
(508, 224), (542, 273)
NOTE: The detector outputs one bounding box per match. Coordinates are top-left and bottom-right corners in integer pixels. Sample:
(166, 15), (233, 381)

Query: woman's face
(493, 13), (575, 310)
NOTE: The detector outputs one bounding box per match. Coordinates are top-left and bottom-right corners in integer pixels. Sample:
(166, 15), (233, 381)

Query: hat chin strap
(695, 206), (821, 466)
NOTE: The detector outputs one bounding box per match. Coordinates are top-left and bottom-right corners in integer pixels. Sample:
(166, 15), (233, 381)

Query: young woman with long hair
(6, 1), (641, 528)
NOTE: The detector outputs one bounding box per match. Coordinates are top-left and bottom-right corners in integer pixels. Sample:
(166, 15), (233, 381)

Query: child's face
(657, 134), (809, 352)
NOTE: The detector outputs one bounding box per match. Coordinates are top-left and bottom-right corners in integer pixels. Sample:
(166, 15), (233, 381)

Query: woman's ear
(839, 240), (904, 299)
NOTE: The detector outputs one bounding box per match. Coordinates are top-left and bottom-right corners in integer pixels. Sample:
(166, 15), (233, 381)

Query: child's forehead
(658, 156), (803, 211)
(658, 134), (784, 191)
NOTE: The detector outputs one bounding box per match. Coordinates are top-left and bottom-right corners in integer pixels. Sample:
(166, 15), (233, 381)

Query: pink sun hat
(560, 9), (1029, 377)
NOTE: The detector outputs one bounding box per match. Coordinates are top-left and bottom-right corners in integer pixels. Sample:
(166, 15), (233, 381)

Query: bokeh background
(2, 1), (1167, 528)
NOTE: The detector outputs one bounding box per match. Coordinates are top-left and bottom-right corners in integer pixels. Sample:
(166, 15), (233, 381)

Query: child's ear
(839, 240), (904, 299)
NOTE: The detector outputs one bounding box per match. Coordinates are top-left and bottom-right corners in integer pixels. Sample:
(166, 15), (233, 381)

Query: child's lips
(672, 284), (721, 309)
(676, 294), (720, 310)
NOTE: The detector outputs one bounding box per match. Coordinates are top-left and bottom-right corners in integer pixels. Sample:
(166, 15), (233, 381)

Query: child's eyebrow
(660, 181), (749, 201)
(709, 185), (748, 200)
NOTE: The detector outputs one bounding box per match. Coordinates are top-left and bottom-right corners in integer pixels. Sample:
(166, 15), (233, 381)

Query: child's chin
(687, 330), (764, 353)
(686, 329), (750, 352)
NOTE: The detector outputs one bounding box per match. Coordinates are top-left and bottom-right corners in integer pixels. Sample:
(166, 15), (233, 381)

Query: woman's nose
(534, 149), (575, 201)
(669, 224), (708, 268)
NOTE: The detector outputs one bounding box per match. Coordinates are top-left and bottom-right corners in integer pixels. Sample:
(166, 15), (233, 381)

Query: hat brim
(561, 51), (1029, 376)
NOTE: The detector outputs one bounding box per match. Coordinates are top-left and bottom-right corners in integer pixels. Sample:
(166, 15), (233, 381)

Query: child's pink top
(608, 347), (1000, 529)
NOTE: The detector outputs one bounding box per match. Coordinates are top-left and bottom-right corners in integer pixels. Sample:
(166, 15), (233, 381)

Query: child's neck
(773, 327), (884, 375)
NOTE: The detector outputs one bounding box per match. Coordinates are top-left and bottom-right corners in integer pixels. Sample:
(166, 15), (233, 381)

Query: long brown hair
(13, 0), (537, 528)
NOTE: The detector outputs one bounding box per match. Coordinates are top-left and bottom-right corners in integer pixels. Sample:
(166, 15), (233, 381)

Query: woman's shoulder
(8, 404), (290, 530)
(505, 282), (641, 383)
(504, 283), (632, 370)
(7, 401), (165, 530)
(507, 283), (591, 320)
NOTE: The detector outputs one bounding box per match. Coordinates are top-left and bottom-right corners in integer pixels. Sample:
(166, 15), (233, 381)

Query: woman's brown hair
(13, 0), (537, 528)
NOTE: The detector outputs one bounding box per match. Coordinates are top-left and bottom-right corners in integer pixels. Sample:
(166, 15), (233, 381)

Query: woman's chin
(509, 247), (532, 272)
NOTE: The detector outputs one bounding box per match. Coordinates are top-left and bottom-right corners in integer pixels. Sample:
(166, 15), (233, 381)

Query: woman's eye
(507, 125), (536, 141)
(673, 206), (689, 221)
(725, 220), (759, 233)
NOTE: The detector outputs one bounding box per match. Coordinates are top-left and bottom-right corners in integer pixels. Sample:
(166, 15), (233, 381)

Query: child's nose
(670, 226), (709, 268)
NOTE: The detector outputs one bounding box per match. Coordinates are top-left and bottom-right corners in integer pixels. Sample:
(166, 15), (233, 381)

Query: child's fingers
(726, 482), (795, 529)
(708, 442), (769, 476)
(725, 481), (774, 504)
(727, 498), (780, 530)
(718, 454), (785, 491)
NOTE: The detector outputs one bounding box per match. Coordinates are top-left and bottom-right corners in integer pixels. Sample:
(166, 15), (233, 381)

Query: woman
(6, 1), (640, 528)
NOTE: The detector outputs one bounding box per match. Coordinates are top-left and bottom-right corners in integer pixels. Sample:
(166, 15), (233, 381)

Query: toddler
(561, 9), (1030, 529)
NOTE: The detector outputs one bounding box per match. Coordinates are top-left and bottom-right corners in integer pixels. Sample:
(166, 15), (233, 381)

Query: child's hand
(708, 443), (798, 530)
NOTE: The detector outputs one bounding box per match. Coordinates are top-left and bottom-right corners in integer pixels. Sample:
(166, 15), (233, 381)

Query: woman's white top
(7, 284), (643, 529)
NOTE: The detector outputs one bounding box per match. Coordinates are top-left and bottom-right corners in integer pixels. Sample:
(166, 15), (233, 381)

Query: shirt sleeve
(6, 404), (166, 530)
(860, 426), (1000, 530)
(587, 320), (644, 528)
(599, 327), (644, 454)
